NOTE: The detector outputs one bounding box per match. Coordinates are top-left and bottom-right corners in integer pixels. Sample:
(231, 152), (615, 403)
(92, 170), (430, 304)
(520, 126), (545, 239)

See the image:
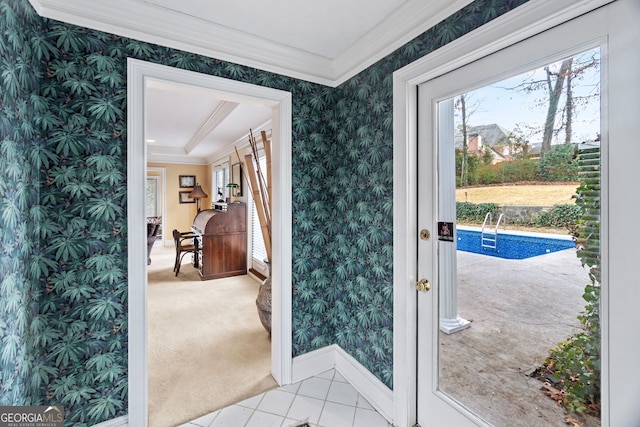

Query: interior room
(143, 77), (275, 426)
(2, 0), (639, 426)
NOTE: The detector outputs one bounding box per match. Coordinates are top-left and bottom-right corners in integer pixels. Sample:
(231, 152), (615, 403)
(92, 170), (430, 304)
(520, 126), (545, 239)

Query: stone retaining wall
(496, 205), (551, 224)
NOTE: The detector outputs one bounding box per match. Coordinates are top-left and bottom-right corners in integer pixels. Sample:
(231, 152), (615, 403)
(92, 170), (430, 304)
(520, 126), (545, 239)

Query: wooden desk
(191, 203), (247, 280)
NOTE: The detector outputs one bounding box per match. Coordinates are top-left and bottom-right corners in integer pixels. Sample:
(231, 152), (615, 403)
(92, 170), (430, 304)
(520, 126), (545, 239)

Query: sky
(454, 48), (601, 144)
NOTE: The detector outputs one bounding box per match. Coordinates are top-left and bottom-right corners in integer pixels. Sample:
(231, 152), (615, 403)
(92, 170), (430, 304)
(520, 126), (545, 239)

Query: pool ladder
(481, 213), (504, 249)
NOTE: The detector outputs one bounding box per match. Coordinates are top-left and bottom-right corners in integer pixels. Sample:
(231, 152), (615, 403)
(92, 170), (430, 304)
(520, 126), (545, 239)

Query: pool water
(456, 227), (575, 260)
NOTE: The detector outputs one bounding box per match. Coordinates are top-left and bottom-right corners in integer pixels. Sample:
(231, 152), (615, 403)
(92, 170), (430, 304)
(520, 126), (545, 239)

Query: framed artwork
(179, 175), (195, 188)
(231, 163), (242, 197)
(179, 191), (195, 204)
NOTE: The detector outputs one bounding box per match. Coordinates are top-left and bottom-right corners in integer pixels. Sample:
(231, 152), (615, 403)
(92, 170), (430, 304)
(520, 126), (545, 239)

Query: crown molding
(205, 120), (272, 165)
(147, 139), (204, 164)
(29, 0), (473, 87)
(28, 0), (334, 85)
(147, 151), (208, 165)
(332, 0), (474, 85)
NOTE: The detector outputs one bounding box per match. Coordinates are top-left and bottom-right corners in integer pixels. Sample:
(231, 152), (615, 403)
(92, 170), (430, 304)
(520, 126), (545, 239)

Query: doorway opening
(127, 59), (293, 427)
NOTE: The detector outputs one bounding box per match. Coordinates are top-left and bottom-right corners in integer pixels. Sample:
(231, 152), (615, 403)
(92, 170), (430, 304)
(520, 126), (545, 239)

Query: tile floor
(178, 369), (392, 427)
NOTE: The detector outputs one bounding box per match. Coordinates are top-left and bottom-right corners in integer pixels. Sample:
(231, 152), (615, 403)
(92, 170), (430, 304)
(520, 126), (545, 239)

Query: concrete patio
(438, 247), (600, 426)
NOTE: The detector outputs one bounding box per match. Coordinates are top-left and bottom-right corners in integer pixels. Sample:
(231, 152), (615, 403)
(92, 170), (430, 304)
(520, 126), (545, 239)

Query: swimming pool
(456, 226), (575, 259)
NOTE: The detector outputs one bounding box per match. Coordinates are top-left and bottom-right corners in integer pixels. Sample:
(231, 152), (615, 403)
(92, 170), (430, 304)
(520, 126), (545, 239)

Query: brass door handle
(416, 278), (431, 292)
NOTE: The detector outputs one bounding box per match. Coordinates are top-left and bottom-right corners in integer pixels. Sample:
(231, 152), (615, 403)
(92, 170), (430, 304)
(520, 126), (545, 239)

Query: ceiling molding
(147, 151), (208, 165)
(185, 101), (239, 155)
(29, 0), (473, 87)
(205, 120), (272, 165)
(332, 0), (475, 85)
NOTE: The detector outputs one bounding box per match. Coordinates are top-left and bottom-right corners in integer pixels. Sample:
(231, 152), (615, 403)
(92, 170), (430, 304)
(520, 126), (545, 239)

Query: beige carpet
(147, 246), (276, 427)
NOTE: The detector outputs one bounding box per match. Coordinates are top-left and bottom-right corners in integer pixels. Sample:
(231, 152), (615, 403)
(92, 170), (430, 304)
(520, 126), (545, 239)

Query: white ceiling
(28, 0), (474, 164)
(29, 0), (473, 85)
(144, 79), (272, 164)
(144, 0), (407, 60)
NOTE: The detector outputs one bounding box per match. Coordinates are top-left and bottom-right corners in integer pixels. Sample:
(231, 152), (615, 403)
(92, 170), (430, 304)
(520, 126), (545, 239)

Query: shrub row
(456, 144), (579, 186)
(533, 204), (583, 228)
(456, 202), (583, 230)
(456, 202), (499, 223)
(473, 160), (538, 185)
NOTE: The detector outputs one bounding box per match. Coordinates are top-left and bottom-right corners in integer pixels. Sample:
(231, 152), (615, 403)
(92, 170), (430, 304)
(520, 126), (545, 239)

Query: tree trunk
(542, 58), (573, 153)
(565, 60), (574, 144)
(460, 94), (468, 186)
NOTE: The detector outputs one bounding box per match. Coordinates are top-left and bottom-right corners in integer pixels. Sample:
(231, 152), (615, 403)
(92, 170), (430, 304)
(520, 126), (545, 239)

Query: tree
(457, 94), (470, 186)
(536, 144), (579, 181)
(481, 145), (494, 165)
(541, 58), (573, 153)
(503, 49), (599, 153)
(454, 94), (480, 186)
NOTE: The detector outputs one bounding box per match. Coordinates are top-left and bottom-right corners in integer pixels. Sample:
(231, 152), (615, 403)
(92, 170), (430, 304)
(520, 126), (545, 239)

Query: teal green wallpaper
(0, 0), (44, 409)
(0, 0), (527, 424)
(328, 0), (529, 386)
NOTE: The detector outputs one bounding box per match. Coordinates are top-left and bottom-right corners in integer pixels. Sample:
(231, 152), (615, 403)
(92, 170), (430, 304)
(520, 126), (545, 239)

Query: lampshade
(188, 184), (208, 199)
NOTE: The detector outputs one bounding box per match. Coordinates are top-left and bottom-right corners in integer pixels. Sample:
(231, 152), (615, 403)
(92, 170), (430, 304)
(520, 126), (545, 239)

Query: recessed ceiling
(144, 0), (406, 59)
(144, 79), (272, 164)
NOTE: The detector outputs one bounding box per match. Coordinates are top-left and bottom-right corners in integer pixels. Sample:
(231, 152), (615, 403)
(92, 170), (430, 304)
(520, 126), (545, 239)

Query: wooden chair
(172, 229), (197, 276)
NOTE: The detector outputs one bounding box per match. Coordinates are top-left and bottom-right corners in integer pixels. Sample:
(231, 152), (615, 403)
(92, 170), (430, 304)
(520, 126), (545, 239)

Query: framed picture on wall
(179, 175), (195, 188)
(179, 191), (195, 204)
(231, 163), (242, 197)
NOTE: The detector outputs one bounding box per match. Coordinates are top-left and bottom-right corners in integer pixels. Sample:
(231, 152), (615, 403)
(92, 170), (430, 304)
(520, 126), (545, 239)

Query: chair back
(172, 229), (182, 248)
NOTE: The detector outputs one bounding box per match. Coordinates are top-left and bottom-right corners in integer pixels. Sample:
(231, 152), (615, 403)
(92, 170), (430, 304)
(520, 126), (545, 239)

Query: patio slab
(438, 248), (600, 427)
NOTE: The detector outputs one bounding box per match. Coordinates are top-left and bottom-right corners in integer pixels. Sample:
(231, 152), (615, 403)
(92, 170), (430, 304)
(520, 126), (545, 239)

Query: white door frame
(127, 59), (293, 427)
(392, 0), (629, 425)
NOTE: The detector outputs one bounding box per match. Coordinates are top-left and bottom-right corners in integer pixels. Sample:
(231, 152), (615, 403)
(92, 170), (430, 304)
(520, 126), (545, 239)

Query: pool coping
(456, 225), (575, 241)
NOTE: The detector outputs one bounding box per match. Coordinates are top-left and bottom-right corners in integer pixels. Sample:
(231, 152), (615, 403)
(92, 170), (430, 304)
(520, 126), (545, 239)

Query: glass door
(414, 2), (634, 424)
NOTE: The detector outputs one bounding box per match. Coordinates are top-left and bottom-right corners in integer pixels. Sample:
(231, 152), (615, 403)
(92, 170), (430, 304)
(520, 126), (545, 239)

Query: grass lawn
(456, 183), (579, 206)
(455, 183), (580, 234)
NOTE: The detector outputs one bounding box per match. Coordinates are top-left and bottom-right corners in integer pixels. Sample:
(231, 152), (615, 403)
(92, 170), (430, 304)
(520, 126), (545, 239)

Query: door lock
(420, 229), (430, 240)
(416, 278), (431, 292)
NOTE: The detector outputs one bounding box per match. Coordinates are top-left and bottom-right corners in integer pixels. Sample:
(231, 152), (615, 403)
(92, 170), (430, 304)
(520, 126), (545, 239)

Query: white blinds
(251, 153), (267, 264)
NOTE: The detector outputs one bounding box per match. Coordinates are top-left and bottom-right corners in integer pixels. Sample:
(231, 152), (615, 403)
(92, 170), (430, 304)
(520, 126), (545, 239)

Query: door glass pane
(437, 48), (601, 426)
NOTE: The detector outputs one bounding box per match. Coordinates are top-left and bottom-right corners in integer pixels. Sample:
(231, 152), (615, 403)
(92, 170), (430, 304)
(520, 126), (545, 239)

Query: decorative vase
(256, 260), (272, 338)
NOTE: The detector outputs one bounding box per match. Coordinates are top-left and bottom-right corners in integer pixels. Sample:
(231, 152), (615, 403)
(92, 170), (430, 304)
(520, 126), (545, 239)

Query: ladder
(481, 212), (504, 249)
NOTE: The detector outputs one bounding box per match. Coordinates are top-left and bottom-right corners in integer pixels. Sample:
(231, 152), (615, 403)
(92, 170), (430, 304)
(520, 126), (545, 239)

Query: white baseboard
(291, 344), (337, 383)
(92, 415), (128, 427)
(98, 345), (393, 427)
(292, 344), (394, 424)
(334, 346), (394, 422)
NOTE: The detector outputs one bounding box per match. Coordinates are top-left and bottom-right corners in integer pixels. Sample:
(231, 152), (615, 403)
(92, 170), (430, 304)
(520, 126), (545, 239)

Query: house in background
(455, 124), (534, 163)
(1, 0), (638, 426)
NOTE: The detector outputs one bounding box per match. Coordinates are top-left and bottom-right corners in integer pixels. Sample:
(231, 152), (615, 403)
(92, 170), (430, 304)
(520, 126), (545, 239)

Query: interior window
(251, 152), (268, 273)
(214, 163), (230, 204)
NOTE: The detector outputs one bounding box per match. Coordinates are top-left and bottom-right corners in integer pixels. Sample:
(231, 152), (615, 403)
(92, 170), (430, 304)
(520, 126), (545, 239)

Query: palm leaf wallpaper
(0, 0), (526, 424)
